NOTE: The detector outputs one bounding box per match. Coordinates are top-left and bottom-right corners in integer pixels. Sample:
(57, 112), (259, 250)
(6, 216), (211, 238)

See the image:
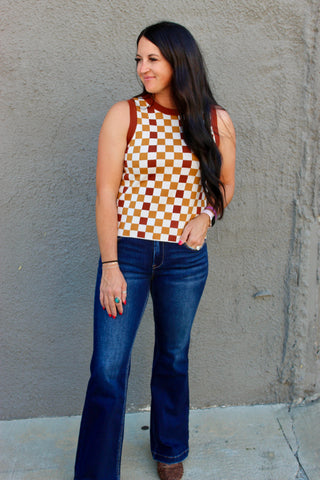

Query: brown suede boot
(157, 462), (184, 480)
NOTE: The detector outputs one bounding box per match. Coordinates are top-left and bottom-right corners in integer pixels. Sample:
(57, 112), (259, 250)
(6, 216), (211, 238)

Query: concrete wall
(1, 0), (319, 420)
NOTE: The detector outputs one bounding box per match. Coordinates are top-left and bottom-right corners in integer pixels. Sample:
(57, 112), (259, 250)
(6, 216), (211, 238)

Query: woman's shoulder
(215, 107), (236, 140)
(97, 101), (131, 144)
(101, 100), (131, 132)
(106, 100), (131, 118)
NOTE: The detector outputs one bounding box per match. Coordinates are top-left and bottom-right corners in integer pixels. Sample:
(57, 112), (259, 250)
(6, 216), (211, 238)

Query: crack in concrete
(295, 467), (310, 480)
(277, 411), (310, 480)
(289, 408), (311, 480)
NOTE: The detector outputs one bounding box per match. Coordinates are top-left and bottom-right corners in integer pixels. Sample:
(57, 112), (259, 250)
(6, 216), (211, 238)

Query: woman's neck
(153, 92), (176, 110)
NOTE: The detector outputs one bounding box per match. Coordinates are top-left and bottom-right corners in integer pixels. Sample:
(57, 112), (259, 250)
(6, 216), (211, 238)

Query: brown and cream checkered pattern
(117, 96), (214, 243)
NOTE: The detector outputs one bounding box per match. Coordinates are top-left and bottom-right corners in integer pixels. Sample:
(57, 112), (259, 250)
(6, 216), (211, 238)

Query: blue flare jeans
(74, 236), (208, 480)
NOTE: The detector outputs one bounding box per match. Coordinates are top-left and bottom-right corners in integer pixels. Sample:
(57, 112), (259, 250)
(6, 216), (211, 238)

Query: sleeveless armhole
(211, 106), (220, 148)
(126, 98), (137, 145)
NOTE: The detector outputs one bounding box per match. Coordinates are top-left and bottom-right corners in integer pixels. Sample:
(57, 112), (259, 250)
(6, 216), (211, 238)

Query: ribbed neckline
(143, 94), (179, 116)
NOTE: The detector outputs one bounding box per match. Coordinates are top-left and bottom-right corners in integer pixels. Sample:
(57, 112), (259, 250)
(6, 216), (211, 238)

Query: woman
(75, 21), (236, 480)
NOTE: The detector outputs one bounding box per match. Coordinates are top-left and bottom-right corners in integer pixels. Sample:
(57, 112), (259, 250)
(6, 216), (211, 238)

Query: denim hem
(151, 447), (189, 464)
(75, 474), (119, 480)
(74, 477), (101, 480)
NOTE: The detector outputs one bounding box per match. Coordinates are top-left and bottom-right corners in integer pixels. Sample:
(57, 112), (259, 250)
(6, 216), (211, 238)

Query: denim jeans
(74, 236), (208, 480)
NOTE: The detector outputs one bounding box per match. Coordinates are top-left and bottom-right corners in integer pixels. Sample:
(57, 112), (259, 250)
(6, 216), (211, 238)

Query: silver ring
(196, 245), (201, 251)
(115, 297), (120, 304)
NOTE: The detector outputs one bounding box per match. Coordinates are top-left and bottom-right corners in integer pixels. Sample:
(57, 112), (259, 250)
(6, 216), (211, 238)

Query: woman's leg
(74, 237), (153, 480)
(149, 241), (208, 464)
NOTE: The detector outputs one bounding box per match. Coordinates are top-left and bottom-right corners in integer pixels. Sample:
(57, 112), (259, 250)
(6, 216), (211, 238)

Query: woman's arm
(179, 109), (236, 248)
(96, 101), (130, 317)
(216, 108), (236, 208)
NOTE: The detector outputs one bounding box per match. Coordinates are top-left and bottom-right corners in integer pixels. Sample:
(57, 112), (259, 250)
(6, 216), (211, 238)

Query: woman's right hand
(100, 265), (127, 318)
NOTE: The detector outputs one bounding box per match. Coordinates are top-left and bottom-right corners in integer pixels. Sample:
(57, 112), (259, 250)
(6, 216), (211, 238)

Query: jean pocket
(182, 241), (206, 252)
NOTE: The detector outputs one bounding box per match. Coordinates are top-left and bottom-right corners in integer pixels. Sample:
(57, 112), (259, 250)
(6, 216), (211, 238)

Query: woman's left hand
(179, 213), (210, 250)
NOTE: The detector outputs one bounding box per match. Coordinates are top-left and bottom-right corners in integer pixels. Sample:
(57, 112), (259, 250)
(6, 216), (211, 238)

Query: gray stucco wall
(1, 0), (319, 420)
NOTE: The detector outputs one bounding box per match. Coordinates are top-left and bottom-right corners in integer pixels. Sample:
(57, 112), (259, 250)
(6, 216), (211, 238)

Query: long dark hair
(137, 21), (225, 217)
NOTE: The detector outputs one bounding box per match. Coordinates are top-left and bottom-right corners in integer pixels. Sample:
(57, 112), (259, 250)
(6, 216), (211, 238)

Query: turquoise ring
(115, 297), (120, 304)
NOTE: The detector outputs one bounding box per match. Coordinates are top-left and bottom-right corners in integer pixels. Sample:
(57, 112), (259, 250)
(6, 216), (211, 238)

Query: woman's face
(136, 36), (173, 101)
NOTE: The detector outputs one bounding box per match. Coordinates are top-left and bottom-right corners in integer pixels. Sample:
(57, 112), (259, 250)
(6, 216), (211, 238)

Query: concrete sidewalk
(0, 400), (319, 480)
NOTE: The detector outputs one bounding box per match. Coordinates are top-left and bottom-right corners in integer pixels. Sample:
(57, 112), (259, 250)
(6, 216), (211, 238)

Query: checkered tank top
(117, 95), (219, 243)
